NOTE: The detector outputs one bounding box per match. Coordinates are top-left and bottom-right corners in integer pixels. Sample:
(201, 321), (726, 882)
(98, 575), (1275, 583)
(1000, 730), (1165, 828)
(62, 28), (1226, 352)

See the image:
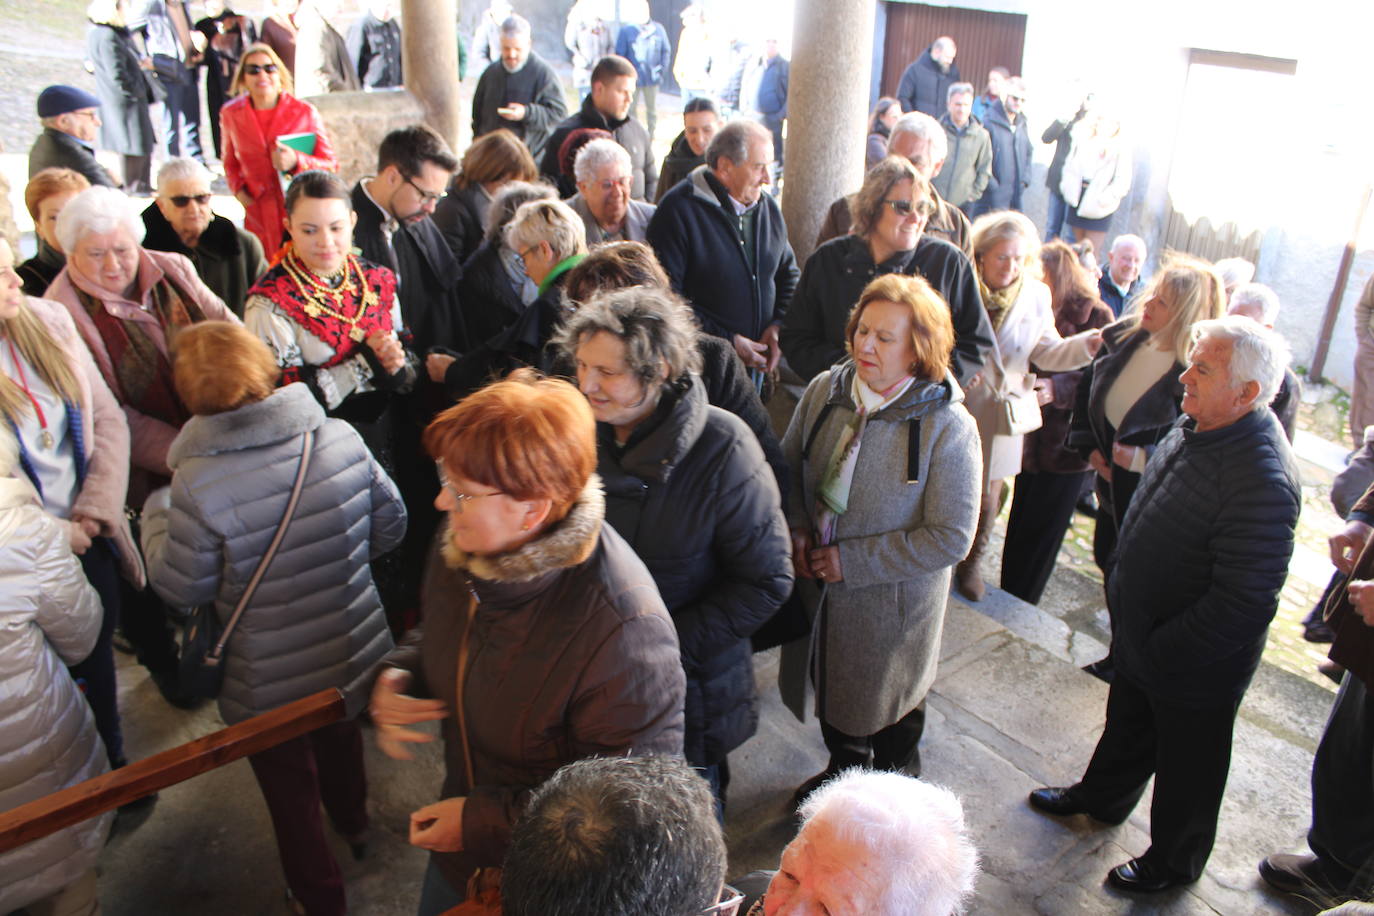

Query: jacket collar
(44, 126), (95, 155)
(602, 375), (706, 483)
(579, 93), (628, 132)
(1178, 407), (1274, 448)
(824, 359), (963, 419)
(167, 382), (325, 467)
(663, 130), (701, 168)
(141, 203), (242, 260)
(67, 246), (167, 308)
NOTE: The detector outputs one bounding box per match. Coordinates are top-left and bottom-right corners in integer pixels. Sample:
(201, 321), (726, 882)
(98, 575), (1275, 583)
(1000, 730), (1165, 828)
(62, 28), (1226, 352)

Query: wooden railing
(0, 688), (344, 855)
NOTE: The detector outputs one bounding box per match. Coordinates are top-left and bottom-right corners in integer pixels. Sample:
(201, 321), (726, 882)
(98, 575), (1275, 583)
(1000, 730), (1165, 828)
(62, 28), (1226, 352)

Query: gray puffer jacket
(0, 478), (110, 913)
(142, 382), (406, 724)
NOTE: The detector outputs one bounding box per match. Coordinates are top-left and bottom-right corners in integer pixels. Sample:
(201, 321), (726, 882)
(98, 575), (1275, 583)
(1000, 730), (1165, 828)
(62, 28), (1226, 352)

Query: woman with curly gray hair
(779, 155), (991, 387)
(554, 286), (792, 814)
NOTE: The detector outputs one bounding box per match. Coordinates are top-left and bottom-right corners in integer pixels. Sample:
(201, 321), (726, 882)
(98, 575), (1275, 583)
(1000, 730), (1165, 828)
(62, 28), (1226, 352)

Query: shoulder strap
(800, 402), (836, 462)
(907, 418), (922, 483)
(209, 428), (316, 661)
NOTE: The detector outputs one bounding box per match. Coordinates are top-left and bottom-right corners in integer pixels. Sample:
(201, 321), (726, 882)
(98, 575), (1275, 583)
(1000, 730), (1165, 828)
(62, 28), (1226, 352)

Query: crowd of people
(3, 5), (1372, 916)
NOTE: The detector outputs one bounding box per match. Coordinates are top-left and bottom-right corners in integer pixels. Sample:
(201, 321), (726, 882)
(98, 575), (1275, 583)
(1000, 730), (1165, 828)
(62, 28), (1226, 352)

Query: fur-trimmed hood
(441, 475), (605, 587)
(167, 382), (324, 467)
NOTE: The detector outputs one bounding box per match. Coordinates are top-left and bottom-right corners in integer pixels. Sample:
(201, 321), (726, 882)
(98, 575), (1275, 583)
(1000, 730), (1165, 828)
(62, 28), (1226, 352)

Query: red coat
(220, 92), (337, 254)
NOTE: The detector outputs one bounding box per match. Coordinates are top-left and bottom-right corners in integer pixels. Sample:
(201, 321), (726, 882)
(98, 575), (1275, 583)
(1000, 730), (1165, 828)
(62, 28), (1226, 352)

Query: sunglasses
(167, 194), (211, 208)
(244, 63), (278, 76)
(884, 198), (936, 218)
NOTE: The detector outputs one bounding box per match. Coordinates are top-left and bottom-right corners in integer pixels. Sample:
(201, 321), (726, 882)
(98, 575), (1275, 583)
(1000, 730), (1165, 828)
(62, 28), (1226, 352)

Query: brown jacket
(383, 480), (685, 890)
(1329, 484), (1374, 689)
(814, 186), (972, 259)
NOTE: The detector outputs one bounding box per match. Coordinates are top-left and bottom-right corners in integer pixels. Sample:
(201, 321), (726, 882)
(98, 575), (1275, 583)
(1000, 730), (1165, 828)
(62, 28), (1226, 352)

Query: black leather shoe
(1258, 853), (1349, 898)
(1107, 858), (1190, 893)
(792, 769), (838, 811)
(1027, 787), (1126, 825)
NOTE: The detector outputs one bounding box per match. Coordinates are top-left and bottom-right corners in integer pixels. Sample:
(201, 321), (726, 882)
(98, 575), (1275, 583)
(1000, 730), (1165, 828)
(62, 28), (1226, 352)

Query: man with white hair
(140, 157), (266, 317)
(470, 14), (568, 161)
(1098, 233), (1146, 317)
(742, 770), (977, 914)
(1030, 316), (1301, 892)
(1228, 282), (1299, 441)
(815, 111), (972, 256)
(567, 138), (655, 243)
(896, 36), (960, 119)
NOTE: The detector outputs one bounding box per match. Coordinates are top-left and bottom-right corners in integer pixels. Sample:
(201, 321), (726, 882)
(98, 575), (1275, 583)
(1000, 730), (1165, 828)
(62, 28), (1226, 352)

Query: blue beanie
(37, 85), (102, 119)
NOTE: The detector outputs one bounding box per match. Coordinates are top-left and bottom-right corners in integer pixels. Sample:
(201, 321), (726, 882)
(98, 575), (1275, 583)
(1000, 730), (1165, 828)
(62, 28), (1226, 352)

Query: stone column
(402, 0), (461, 150)
(780, 0), (877, 264)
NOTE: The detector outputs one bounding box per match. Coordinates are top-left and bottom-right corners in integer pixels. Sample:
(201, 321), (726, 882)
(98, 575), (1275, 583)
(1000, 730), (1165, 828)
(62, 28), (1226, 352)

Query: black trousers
(1310, 671), (1374, 894)
(71, 538), (123, 765)
(1072, 674), (1241, 881)
(821, 702), (926, 776)
(1001, 469), (1090, 604)
(1092, 467), (1141, 576)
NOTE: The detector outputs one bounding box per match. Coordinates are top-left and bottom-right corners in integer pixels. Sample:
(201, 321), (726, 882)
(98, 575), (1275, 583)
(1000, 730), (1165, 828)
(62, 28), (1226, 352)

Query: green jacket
(932, 113), (993, 210)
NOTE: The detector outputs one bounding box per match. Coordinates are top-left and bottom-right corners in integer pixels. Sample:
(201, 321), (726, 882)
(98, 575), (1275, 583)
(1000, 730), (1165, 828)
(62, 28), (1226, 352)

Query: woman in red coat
(220, 42), (337, 255)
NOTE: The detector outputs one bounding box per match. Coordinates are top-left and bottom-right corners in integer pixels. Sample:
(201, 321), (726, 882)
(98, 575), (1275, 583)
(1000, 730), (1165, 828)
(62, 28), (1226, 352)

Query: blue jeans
(1045, 190), (1072, 242)
(417, 858), (464, 916)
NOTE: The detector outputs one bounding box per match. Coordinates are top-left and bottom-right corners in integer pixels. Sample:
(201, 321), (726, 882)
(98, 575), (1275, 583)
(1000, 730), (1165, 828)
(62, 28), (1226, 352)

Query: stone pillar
(780, 0), (877, 265)
(402, 0), (461, 150)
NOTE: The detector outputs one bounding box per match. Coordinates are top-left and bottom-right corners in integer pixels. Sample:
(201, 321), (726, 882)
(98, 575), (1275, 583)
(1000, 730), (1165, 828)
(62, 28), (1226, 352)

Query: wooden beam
(0, 688), (344, 855)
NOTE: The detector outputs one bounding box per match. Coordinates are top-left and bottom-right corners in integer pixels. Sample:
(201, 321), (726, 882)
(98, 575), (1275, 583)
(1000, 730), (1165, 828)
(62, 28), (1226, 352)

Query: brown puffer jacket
(383, 479), (686, 891)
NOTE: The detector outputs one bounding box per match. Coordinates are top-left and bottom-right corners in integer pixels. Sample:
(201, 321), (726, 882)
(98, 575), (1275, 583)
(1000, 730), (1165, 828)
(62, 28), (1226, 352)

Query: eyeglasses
(167, 193), (212, 208)
(405, 176), (448, 204)
(699, 887), (745, 916)
(436, 462), (504, 511)
(592, 177), (632, 192)
(244, 63), (278, 76)
(883, 198), (936, 218)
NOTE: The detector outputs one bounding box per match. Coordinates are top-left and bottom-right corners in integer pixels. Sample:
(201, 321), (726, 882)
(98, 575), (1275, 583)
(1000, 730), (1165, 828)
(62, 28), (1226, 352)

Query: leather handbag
(179, 429), (315, 699)
(997, 375), (1044, 436)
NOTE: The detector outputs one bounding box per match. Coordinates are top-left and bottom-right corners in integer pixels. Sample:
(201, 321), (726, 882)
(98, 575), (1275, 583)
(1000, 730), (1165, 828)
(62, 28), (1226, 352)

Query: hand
(138, 56), (155, 71)
(1111, 442), (1140, 471)
(761, 324), (782, 372)
(1088, 448), (1113, 483)
(426, 352), (456, 384)
(270, 144), (299, 172)
(370, 668), (447, 761)
(1084, 329), (1104, 356)
(790, 528), (814, 580)
(497, 103), (526, 121)
(1032, 377), (1053, 406)
(809, 545), (843, 583)
(1349, 580), (1374, 627)
(366, 329), (406, 374)
(409, 797), (466, 852)
(73, 514), (101, 538)
(235, 188), (255, 209)
(1330, 520), (1374, 575)
(732, 333), (767, 370)
(67, 519), (93, 555)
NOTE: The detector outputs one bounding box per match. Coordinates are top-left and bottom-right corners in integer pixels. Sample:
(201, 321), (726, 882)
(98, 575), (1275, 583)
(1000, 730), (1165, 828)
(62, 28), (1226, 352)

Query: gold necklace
(282, 249), (379, 341)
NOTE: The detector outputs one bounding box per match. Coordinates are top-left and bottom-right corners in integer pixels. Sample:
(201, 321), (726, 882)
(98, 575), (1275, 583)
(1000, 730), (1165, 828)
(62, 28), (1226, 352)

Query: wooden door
(880, 2), (1027, 102)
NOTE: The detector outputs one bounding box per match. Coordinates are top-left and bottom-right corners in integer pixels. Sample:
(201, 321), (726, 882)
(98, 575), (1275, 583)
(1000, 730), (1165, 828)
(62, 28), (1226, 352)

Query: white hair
(573, 138), (632, 185)
(1109, 234), (1145, 257)
(1214, 257), (1255, 291)
(55, 185), (145, 254)
(890, 111), (948, 166)
(797, 770), (978, 916)
(1228, 282), (1280, 326)
(1190, 315), (1290, 412)
(156, 157), (213, 191)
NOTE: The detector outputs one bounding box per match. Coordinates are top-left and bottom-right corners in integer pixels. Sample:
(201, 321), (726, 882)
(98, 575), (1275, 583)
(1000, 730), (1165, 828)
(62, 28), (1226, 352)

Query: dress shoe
(1258, 853), (1349, 899)
(1107, 858), (1190, 893)
(791, 769), (838, 811)
(1081, 656), (1115, 683)
(1027, 787), (1125, 825)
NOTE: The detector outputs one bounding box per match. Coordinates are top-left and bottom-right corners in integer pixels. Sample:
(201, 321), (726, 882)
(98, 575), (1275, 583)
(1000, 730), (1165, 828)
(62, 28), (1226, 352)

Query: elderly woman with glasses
(369, 370), (685, 916)
(567, 138), (656, 244)
(780, 155), (992, 388)
(553, 286), (791, 812)
(954, 211), (1102, 602)
(220, 42), (339, 254)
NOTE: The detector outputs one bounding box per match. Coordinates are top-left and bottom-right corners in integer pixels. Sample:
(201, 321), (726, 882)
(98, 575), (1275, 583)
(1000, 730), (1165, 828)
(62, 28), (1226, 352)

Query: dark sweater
(541, 94), (657, 200)
(470, 51), (568, 161)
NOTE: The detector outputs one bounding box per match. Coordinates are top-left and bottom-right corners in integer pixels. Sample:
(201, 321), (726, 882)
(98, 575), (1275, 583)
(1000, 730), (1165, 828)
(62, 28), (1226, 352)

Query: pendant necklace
(283, 249), (379, 342)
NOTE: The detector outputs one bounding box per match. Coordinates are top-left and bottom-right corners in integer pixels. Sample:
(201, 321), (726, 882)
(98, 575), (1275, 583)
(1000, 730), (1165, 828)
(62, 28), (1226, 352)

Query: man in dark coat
(28, 86), (116, 188)
(646, 119), (798, 378)
(896, 37), (959, 118)
(974, 79), (1032, 214)
(130, 0), (205, 163)
(614, 15), (671, 140)
(1031, 317), (1302, 893)
(656, 96), (719, 203)
(471, 14), (568, 162)
(141, 157), (266, 317)
(1226, 282), (1300, 442)
(1260, 481), (1374, 903)
(1098, 233), (1146, 316)
(346, 0), (403, 89)
(541, 55), (657, 200)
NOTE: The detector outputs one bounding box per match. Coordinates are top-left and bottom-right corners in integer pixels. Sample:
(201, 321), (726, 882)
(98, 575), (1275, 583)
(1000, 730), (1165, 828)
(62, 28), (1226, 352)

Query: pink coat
(45, 248), (240, 498)
(20, 297), (144, 586)
(220, 92), (338, 255)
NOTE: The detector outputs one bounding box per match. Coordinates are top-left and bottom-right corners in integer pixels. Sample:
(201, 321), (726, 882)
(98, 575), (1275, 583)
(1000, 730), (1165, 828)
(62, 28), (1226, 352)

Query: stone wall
(303, 89), (429, 185)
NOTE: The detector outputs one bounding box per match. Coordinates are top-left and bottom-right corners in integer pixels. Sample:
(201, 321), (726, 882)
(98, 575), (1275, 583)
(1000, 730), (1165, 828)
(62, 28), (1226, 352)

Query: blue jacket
(978, 99), (1032, 211)
(647, 165), (799, 342)
(755, 54), (788, 117)
(615, 21), (671, 87)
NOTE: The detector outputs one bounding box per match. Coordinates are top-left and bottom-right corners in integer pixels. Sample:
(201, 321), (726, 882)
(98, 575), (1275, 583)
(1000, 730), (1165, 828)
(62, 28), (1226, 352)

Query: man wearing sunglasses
(502, 756), (739, 916)
(140, 157), (266, 317)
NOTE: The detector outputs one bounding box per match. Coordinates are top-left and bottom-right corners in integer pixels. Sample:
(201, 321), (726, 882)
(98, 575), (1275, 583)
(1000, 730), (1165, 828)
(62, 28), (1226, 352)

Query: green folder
(276, 132), (317, 156)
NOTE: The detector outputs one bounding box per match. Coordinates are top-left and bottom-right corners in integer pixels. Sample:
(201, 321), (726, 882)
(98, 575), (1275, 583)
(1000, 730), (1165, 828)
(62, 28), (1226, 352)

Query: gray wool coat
(780, 361), (982, 735)
(141, 382), (406, 724)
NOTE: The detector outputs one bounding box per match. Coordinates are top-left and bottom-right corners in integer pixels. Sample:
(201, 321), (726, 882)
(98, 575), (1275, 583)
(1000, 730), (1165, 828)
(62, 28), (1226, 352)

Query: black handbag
(179, 429), (315, 698)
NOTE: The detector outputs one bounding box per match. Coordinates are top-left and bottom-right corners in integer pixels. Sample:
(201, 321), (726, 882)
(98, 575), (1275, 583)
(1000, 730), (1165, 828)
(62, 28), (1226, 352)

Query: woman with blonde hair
(782, 273), (982, 803)
(142, 320), (404, 915)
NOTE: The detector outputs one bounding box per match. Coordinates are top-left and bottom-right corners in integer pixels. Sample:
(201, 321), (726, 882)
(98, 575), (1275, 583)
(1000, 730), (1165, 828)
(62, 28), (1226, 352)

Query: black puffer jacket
(1109, 409), (1301, 707)
(599, 376), (792, 765)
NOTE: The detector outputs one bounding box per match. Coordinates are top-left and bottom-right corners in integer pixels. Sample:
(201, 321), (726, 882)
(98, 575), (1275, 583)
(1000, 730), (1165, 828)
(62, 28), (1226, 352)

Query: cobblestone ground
(0, 0), (93, 154)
